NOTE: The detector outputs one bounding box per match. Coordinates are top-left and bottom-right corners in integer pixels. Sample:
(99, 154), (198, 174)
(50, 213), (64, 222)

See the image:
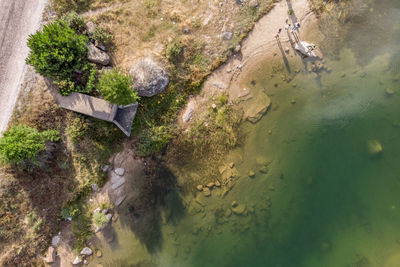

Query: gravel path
(0, 0), (47, 134)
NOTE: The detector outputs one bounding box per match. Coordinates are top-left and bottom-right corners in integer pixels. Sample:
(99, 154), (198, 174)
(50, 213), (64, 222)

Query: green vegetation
(91, 27), (114, 50)
(92, 212), (108, 228)
(98, 69), (139, 105)
(66, 116), (89, 143)
(137, 125), (173, 156)
(166, 40), (183, 63)
(51, 0), (93, 16)
(26, 20), (91, 95)
(61, 11), (86, 34)
(0, 124), (59, 166)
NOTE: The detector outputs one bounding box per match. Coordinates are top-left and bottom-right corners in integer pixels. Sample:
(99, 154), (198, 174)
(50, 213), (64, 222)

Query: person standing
(285, 23), (291, 31)
(275, 28), (282, 38)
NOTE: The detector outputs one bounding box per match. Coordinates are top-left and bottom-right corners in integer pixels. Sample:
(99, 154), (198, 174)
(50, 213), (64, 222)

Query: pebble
(114, 168), (125, 176)
(72, 256), (82, 265)
(248, 171), (255, 178)
(203, 187), (211, 197)
(96, 250), (102, 257)
(385, 88), (395, 97)
(196, 185), (203, 191)
(232, 204), (246, 215)
(231, 201), (239, 208)
(215, 181), (221, 187)
(291, 98), (296, 104)
(229, 162), (235, 168)
(80, 247), (93, 256)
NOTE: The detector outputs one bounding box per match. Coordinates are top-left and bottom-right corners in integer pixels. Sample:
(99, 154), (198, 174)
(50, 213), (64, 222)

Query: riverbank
(0, 0), (279, 265)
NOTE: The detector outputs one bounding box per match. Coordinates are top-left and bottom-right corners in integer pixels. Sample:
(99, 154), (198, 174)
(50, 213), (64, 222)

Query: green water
(91, 0), (400, 266)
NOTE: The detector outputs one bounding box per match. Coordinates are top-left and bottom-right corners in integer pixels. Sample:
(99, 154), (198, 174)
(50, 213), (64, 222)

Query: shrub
(137, 125), (173, 156)
(0, 125), (60, 166)
(66, 116), (89, 143)
(26, 20), (89, 93)
(51, 0), (92, 16)
(92, 212), (108, 228)
(61, 11), (86, 34)
(97, 69), (139, 105)
(166, 40), (183, 63)
(90, 27), (114, 50)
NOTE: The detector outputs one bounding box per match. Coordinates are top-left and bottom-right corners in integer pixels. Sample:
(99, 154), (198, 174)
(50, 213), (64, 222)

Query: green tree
(0, 125), (60, 166)
(26, 20), (89, 92)
(98, 70), (139, 105)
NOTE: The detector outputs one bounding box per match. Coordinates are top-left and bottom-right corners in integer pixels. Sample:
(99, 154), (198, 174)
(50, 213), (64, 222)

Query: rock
(88, 43), (110, 65)
(111, 177), (126, 190)
(183, 27), (190, 34)
(225, 208), (232, 217)
(229, 162), (234, 168)
(44, 246), (56, 263)
(91, 183), (99, 192)
(196, 185), (203, 191)
(250, 0), (259, 8)
(93, 207), (101, 213)
(231, 201), (239, 208)
(51, 235), (61, 247)
(213, 81), (227, 89)
(285, 47), (290, 53)
(207, 182), (215, 188)
(234, 45), (241, 53)
(385, 88), (395, 97)
(130, 57), (169, 97)
(73, 256), (82, 265)
(182, 101), (195, 122)
(115, 195), (126, 206)
(102, 165), (112, 172)
(248, 171), (255, 178)
(291, 98), (296, 104)
(367, 140), (383, 156)
(80, 247), (93, 256)
(212, 103), (217, 109)
(114, 168), (125, 176)
(84, 259), (88, 265)
(96, 250), (102, 257)
(97, 264), (104, 267)
(203, 187), (211, 197)
(244, 92), (271, 123)
(232, 204), (246, 215)
(215, 181), (221, 187)
(102, 209), (108, 214)
(222, 31), (233, 40)
(86, 21), (97, 35)
(112, 214), (119, 222)
(218, 165), (227, 174)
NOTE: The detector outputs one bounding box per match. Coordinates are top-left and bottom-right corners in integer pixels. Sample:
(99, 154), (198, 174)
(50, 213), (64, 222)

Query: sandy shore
(179, 0), (320, 127)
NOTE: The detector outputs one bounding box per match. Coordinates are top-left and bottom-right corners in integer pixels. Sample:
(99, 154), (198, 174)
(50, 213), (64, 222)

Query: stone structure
(53, 92), (137, 136)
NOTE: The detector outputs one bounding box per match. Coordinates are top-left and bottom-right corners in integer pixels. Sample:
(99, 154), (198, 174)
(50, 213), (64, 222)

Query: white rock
(114, 168), (125, 176)
(93, 207), (101, 213)
(102, 165), (112, 172)
(111, 177), (126, 190)
(73, 256), (82, 265)
(182, 102), (195, 123)
(51, 235), (61, 247)
(80, 247), (93, 256)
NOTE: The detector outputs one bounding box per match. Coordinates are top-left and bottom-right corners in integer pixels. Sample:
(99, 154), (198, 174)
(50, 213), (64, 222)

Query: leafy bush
(0, 125), (60, 166)
(51, 0), (92, 16)
(61, 11), (86, 34)
(61, 204), (80, 220)
(97, 69), (139, 105)
(26, 20), (89, 93)
(92, 212), (108, 228)
(91, 27), (114, 50)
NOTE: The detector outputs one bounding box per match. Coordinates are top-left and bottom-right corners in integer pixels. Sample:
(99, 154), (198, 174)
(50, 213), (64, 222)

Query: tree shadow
(118, 158), (185, 253)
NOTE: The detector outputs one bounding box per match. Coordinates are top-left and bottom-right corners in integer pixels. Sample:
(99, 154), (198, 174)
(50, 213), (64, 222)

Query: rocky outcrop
(88, 43), (110, 65)
(130, 58), (169, 97)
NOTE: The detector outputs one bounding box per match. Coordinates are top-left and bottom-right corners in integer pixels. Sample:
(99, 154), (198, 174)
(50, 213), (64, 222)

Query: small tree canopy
(0, 125), (60, 166)
(26, 20), (88, 84)
(98, 70), (139, 105)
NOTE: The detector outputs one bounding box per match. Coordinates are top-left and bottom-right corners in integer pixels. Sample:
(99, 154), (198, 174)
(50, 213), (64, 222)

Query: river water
(91, 0), (400, 266)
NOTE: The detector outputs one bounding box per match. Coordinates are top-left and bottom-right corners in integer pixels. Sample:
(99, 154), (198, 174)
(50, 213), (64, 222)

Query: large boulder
(130, 58), (169, 97)
(88, 43), (110, 65)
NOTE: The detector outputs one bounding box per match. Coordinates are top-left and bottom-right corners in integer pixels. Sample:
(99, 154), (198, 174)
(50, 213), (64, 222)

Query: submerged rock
(232, 204), (246, 215)
(248, 171), (255, 178)
(244, 92), (271, 123)
(196, 185), (203, 191)
(367, 140), (383, 156)
(385, 88), (395, 97)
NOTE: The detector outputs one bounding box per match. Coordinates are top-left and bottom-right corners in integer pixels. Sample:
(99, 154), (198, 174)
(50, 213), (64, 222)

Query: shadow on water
(118, 159), (185, 253)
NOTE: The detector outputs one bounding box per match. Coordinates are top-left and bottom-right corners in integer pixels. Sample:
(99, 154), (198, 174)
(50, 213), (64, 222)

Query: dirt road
(0, 0), (47, 134)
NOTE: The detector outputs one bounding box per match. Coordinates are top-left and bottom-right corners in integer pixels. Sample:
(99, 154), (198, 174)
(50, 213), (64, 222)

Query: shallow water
(91, 0), (400, 266)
